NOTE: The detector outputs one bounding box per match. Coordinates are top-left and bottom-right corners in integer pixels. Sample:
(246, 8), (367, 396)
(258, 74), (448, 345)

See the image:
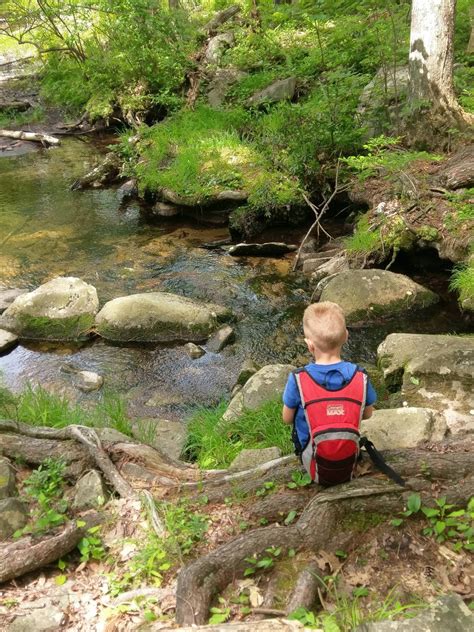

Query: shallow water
(0, 140), (469, 419)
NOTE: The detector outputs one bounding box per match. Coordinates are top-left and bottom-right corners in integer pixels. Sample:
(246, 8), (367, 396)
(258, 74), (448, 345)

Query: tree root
(176, 440), (474, 627)
(0, 511), (102, 584)
(287, 563), (324, 614)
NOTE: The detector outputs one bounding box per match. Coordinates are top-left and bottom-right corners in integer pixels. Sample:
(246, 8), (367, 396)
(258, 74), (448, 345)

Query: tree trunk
(408, 0), (457, 108)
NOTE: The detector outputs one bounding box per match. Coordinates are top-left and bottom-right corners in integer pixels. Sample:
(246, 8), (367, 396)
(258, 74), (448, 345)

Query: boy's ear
(345, 328), (349, 342)
(305, 337), (315, 354)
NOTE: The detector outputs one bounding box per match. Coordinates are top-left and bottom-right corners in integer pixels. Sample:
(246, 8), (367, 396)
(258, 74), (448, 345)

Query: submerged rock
(184, 342), (206, 359)
(319, 270), (438, 324)
(361, 408), (446, 450)
(95, 292), (231, 342)
(206, 325), (234, 353)
(229, 242), (297, 257)
(75, 370), (104, 392)
(0, 458), (17, 500)
(223, 363), (295, 422)
(0, 277), (99, 341)
(229, 447), (282, 472)
(0, 498), (28, 540)
(72, 470), (108, 510)
(0, 328), (18, 354)
(378, 333), (474, 434)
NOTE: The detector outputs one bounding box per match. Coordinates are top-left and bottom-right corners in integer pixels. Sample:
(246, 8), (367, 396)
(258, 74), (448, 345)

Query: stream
(0, 139), (470, 420)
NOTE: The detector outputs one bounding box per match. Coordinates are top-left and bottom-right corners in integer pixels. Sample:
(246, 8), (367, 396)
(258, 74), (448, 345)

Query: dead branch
(0, 511), (102, 584)
(0, 130), (60, 146)
(158, 621), (306, 631)
(292, 161), (347, 271)
(203, 5), (241, 34)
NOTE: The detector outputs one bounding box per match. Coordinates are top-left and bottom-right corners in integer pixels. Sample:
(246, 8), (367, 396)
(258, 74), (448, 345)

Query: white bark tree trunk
(408, 0), (457, 108)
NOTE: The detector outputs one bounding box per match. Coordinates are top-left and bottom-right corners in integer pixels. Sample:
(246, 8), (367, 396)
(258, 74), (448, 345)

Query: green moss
(16, 313), (94, 341)
(341, 511), (386, 532)
(416, 226), (439, 242)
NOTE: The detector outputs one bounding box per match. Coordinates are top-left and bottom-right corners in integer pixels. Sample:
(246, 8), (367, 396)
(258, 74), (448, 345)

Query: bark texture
(0, 130), (60, 145)
(0, 511), (102, 583)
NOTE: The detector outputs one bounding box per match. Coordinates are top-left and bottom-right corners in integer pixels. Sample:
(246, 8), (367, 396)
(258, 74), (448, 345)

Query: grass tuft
(184, 398), (292, 469)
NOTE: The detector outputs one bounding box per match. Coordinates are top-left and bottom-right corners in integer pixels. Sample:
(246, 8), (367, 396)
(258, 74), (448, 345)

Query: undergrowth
(0, 384), (133, 436)
(184, 398), (292, 469)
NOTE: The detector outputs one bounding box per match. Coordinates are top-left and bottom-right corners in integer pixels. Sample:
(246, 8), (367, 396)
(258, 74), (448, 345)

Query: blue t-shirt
(283, 361), (377, 448)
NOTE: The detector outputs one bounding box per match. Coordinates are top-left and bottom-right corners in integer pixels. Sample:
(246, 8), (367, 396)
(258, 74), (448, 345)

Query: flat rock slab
(229, 243), (297, 257)
(356, 594), (473, 632)
(7, 606), (66, 632)
(361, 407), (446, 450)
(319, 270), (438, 324)
(378, 333), (474, 434)
(0, 276), (98, 341)
(223, 364), (295, 422)
(229, 447), (282, 472)
(206, 325), (234, 353)
(0, 328), (18, 353)
(0, 288), (27, 313)
(95, 292), (231, 342)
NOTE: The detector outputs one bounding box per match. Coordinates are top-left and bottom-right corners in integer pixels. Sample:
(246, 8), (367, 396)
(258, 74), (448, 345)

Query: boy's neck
(312, 350), (342, 365)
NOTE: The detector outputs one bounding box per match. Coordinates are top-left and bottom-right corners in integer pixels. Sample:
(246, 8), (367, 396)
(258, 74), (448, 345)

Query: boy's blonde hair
(303, 301), (346, 352)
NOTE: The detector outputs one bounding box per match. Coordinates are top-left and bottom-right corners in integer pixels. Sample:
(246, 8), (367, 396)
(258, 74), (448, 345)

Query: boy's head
(303, 301), (347, 355)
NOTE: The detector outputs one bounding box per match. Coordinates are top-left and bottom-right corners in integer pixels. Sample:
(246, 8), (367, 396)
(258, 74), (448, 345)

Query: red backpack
(293, 368), (366, 486)
(293, 367), (405, 487)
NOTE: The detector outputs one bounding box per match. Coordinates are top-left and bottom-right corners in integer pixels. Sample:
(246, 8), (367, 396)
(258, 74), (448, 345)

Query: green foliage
(244, 546), (282, 577)
(450, 263), (474, 306)
(110, 498), (208, 594)
(14, 458), (68, 537)
(0, 106), (45, 130)
(288, 581), (424, 630)
(391, 494), (474, 552)
(184, 398), (293, 469)
(77, 524), (106, 563)
(343, 136), (442, 181)
(286, 470), (312, 489)
(0, 384), (133, 435)
(344, 215), (382, 255)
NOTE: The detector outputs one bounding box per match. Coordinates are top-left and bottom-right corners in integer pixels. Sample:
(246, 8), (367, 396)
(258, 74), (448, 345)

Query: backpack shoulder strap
(359, 437), (406, 487)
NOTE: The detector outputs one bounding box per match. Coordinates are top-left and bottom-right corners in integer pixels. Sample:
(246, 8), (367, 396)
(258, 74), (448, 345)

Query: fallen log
(0, 511), (102, 584)
(286, 563), (324, 614)
(0, 129), (60, 146)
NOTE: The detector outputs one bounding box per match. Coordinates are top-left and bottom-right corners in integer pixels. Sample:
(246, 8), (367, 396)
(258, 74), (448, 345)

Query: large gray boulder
(378, 334), (474, 434)
(8, 605), (66, 632)
(204, 32), (234, 64)
(248, 77), (297, 106)
(208, 68), (247, 108)
(0, 498), (28, 540)
(361, 407), (446, 450)
(0, 458), (17, 499)
(95, 292), (231, 342)
(131, 418), (187, 461)
(0, 277), (98, 340)
(319, 270), (438, 324)
(223, 364), (295, 422)
(356, 594), (473, 632)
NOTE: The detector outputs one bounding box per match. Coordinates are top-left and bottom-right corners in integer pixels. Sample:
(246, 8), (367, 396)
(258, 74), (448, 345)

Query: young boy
(282, 301), (376, 486)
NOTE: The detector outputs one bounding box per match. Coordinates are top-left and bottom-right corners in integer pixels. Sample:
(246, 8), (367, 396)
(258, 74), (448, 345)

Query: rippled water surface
(0, 140), (469, 418)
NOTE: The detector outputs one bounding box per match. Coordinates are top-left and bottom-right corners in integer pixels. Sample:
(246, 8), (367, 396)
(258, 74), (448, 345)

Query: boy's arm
(282, 404), (296, 424)
(362, 405), (374, 419)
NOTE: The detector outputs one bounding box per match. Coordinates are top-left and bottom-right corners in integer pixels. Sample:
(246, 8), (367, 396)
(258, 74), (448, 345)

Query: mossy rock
(0, 277), (98, 341)
(95, 292), (232, 342)
(319, 270), (439, 325)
